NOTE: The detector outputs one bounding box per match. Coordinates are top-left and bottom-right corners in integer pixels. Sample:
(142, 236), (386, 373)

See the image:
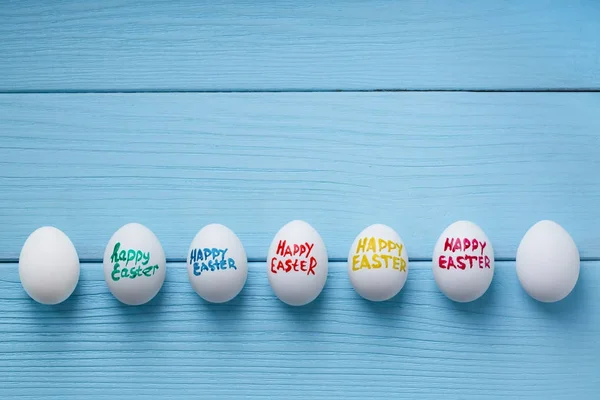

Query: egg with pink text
(432, 221), (495, 302)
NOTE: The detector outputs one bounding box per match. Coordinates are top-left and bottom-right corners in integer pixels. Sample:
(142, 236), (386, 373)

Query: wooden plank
(0, 261), (598, 399)
(1, 92), (599, 261)
(1, 0), (599, 92)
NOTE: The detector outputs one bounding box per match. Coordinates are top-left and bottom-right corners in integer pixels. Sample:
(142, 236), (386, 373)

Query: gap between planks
(1, 89), (600, 94)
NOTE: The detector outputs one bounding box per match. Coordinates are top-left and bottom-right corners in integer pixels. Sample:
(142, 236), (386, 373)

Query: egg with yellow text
(19, 226), (80, 305)
(103, 223), (166, 306)
(516, 220), (579, 303)
(267, 220), (328, 306)
(432, 221), (495, 302)
(348, 224), (408, 301)
(187, 223), (248, 303)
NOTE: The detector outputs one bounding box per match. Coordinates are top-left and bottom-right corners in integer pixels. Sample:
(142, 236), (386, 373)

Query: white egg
(347, 224), (409, 301)
(267, 220), (328, 306)
(103, 223), (166, 306)
(432, 221), (495, 302)
(187, 224), (248, 303)
(18, 226), (80, 305)
(516, 220), (580, 303)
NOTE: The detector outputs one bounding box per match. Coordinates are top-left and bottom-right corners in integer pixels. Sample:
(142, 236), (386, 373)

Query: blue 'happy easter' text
(189, 248), (237, 276)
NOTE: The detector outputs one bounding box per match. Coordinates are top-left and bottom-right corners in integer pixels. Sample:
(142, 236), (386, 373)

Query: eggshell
(267, 220), (328, 306)
(187, 224), (248, 303)
(432, 221), (495, 302)
(516, 220), (580, 303)
(103, 223), (166, 306)
(18, 226), (80, 305)
(347, 224), (409, 301)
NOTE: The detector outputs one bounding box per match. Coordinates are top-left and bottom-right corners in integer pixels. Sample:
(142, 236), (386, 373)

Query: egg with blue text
(348, 224), (409, 301)
(103, 223), (166, 306)
(516, 220), (579, 303)
(187, 224), (248, 303)
(432, 221), (495, 302)
(267, 220), (328, 306)
(19, 226), (80, 305)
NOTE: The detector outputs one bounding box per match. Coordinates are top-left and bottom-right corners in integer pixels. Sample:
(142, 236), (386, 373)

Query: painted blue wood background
(1, 1), (599, 398)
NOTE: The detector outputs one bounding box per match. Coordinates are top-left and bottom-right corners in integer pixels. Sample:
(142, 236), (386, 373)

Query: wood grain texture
(1, 0), (599, 92)
(1, 92), (599, 261)
(0, 261), (598, 399)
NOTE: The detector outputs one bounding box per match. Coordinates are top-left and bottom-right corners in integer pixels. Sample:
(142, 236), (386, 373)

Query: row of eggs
(18, 219), (580, 306)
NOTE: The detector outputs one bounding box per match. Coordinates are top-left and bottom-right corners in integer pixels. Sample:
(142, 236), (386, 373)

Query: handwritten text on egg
(270, 240), (317, 275)
(351, 237), (406, 271)
(110, 242), (160, 281)
(189, 248), (237, 276)
(438, 237), (491, 269)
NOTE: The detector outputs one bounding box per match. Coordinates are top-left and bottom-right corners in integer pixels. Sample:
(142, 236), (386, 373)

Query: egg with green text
(516, 220), (580, 303)
(187, 224), (248, 303)
(19, 226), (80, 305)
(432, 221), (495, 302)
(348, 224), (409, 301)
(103, 223), (166, 306)
(267, 220), (328, 306)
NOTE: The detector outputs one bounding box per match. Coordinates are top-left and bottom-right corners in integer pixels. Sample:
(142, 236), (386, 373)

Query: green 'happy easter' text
(109, 242), (160, 281)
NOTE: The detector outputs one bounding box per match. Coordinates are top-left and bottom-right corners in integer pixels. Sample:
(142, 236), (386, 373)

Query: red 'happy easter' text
(270, 240), (317, 275)
(438, 237), (491, 270)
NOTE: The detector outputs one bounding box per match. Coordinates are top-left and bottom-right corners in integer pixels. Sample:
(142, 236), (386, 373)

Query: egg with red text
(267, 220), (328, 306)
(348, 224), (408, 301)
(103, 223), (166, 306)
(187, 223), (248, 303)
(19, 226), (80, 305)
(432, 221), (495, 302)
(516, 220), (579, 303)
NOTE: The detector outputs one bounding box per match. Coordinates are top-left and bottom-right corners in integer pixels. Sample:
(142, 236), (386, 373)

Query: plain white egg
(432, 220), (495, 302)
(267, 220), (328, 306)
(103, 222), (166, 306)
(187, 224), (248, 303)
(516, 220), (580, 302)
(18, 226), (80, 305)
(347, 224), (409, 301)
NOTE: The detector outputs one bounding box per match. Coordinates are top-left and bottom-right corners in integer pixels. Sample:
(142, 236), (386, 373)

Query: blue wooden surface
(1, 262), (599, 399)
(1, 0), (599, 91)
(0, 93), (599, 261)
(1, 0), (600, 398)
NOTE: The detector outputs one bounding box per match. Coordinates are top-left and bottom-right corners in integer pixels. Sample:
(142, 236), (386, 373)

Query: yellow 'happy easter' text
(351, 237), (407, 272)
